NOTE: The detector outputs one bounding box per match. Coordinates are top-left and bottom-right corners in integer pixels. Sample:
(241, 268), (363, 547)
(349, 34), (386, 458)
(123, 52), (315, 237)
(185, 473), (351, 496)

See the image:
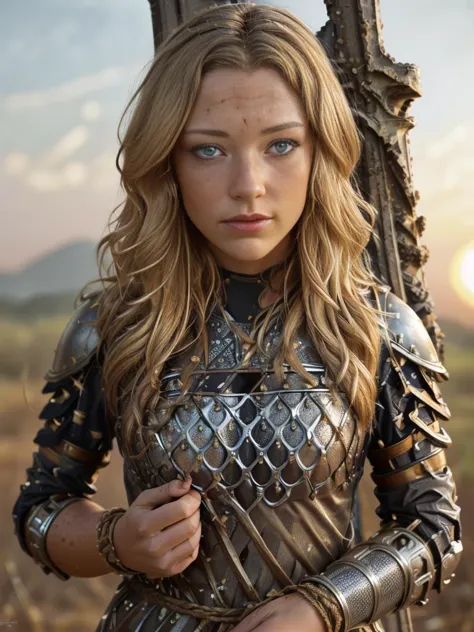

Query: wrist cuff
(304, 526), (435, 630)
(25, 495), (83, 580)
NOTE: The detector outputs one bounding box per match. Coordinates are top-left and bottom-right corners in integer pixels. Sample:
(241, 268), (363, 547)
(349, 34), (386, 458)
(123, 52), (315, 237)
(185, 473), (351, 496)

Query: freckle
(243, 117), (247, 125)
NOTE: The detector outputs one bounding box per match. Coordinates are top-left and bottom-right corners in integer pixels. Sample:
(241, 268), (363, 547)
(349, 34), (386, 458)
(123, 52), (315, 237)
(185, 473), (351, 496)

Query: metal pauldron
(24, 495), (83, 580)
(304, 526), (436, 631)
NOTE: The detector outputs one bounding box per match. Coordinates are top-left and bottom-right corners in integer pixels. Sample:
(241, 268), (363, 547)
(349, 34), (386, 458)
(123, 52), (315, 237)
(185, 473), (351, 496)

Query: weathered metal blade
(319, 0), (444, 356)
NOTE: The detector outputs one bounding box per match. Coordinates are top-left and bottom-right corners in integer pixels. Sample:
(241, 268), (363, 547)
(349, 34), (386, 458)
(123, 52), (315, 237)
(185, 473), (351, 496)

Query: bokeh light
(451, 242), (474, 309)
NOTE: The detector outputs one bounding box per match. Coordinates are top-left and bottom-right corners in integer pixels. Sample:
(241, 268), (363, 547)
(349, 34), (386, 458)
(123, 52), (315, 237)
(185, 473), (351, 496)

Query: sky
(1, 0), (473, 326)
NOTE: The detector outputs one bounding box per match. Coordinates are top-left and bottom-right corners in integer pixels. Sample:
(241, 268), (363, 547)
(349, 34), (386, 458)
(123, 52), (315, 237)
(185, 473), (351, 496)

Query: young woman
(12, 4), (461, 631)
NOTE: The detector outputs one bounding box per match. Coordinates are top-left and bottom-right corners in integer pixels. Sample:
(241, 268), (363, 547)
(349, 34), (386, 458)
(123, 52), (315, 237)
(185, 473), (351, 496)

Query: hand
(231, 593), (327, 632)
(113, 477), (202, 579)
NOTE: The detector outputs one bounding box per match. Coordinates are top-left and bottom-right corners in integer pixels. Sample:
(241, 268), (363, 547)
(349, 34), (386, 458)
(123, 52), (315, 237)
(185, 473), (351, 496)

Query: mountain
(0, 240), (99, 299)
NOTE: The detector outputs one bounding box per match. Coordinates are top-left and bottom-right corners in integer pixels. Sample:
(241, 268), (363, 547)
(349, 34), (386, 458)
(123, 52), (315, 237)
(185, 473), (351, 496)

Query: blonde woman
(12, 4), (461, 631)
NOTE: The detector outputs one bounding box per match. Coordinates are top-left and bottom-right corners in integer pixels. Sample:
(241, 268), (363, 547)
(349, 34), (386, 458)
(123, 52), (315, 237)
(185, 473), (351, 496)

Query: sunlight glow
(451, 242), (474, 309)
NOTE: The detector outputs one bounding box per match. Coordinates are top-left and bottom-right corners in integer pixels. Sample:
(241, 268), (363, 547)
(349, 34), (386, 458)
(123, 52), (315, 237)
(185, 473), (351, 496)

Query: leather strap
(39, 441), (110, 468)
(370, 421), (440, 470)
(372, 450), (447, 490)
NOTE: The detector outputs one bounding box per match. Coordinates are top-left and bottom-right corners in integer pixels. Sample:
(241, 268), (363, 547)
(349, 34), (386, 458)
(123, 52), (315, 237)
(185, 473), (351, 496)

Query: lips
(222, 215), (272, 233)
(223, 213), (271, 223)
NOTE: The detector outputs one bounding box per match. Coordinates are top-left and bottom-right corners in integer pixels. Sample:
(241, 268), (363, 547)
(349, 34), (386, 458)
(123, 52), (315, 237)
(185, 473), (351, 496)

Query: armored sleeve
(12, 294), (114, 580)
(304, 289), (462, 630)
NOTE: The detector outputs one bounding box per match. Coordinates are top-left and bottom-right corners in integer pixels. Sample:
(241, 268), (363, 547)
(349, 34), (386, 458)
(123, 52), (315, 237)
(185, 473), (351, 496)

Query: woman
(12, 4), (461, 631)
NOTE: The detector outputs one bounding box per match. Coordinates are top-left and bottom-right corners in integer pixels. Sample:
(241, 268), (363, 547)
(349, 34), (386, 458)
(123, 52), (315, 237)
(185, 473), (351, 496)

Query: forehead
(185, 67), (306, 125)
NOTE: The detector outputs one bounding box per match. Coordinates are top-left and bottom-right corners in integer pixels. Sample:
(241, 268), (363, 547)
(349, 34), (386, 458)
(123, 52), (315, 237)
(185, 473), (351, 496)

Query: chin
(221, 246), (276, 264)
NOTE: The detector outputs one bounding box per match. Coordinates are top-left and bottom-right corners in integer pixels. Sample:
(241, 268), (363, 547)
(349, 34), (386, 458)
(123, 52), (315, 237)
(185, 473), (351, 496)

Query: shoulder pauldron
(44, 293), (101, 382)
(376, 286), (448, 376)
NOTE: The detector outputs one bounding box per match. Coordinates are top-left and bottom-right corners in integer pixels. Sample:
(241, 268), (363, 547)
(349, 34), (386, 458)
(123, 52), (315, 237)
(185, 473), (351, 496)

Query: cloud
(26, 162), (88, 192)
(81, 100), (101, 121)
(3, 122), (91, 191)
(89, 152), (119, 190)
(2, 117), (121, 193)
(413, 122), (474, 202)
(425, 124), (469, 160)
(3, 153), (30, 175)
(43, 125), (90, 166)
(3, 64), (141, 110)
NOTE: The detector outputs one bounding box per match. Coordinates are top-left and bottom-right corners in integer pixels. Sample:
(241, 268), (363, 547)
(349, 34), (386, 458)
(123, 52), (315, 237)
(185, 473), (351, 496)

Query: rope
(132, 579), (344, 630)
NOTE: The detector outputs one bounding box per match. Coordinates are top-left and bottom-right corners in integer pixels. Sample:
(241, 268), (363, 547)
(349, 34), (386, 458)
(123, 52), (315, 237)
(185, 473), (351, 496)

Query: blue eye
(192, 145), (222, 159)
(269, 139), (298, 155)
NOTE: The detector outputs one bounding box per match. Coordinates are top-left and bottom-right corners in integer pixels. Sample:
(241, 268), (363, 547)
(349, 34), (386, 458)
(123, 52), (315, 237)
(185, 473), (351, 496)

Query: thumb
(133, 477), (192, 509)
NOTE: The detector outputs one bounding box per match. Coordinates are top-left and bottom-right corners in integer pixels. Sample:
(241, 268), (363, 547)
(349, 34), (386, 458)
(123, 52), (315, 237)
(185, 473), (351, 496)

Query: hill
(0, 240), (98, 299)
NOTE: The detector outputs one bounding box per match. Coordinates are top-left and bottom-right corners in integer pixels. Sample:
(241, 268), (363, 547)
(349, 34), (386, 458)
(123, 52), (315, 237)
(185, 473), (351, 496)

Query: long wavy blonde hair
(84, 3), (381, 455)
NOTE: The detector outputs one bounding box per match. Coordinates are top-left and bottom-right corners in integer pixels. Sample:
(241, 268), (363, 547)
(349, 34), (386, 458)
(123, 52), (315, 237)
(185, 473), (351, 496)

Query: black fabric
(369, 341), (461, 570)
(12, 357), (113, 557)
(220, 267), (270, 324)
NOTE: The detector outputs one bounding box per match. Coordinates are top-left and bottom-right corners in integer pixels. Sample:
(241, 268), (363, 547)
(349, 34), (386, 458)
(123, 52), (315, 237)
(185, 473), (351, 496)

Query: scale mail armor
(12, 275), (461, 632)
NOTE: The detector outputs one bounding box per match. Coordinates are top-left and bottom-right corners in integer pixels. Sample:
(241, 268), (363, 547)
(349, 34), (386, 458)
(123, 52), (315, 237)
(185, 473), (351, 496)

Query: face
(172, 67), (313, 274)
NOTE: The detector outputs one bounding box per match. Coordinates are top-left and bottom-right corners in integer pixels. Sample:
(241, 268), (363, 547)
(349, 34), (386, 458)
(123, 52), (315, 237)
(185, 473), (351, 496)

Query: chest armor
(123, 312), (364, 511)
(119, 312), (367, 603)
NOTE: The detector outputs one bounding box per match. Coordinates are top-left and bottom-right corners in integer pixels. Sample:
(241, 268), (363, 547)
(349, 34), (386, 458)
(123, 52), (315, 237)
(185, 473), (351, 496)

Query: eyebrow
(183, 122), (305, 137)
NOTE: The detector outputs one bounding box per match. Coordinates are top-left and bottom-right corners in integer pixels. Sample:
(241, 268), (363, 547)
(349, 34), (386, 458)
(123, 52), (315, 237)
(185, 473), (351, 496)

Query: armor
(44, 292), (101, 382)
(12, 272), (461, 631)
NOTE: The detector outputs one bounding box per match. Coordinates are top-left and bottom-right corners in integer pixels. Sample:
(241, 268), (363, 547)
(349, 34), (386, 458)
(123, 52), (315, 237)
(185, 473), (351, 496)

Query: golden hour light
(451, 241), (474, 308)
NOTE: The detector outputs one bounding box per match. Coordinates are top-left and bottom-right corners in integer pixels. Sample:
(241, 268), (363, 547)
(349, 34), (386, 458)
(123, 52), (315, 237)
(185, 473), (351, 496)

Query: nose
(228, 154), (266, 202)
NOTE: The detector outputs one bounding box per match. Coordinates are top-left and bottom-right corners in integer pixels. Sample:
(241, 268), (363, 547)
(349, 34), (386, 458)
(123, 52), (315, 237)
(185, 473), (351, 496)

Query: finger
(168, 544), (200, 575)
(146, 544), (199, 579)
(158, 521), (202, 569)
(132, 478), (192, 509)
(145, 491), (201, 532)
(158, 508), (201, 550)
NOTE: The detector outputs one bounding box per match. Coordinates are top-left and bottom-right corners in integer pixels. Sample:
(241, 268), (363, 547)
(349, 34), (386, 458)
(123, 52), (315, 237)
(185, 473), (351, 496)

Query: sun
(451, 242), (474, 309)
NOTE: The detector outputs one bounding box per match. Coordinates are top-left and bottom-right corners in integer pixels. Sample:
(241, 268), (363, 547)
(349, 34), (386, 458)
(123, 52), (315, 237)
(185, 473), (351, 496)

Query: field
(0, 304), (473, 631)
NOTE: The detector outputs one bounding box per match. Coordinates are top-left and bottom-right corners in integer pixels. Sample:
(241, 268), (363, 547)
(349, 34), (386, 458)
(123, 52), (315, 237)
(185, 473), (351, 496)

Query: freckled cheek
(273, 167), (309, 200)
(181, 181), (224, 229)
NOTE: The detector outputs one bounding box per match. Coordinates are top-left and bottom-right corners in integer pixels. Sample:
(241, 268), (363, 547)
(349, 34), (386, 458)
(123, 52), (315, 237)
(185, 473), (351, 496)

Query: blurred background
(0, 0), (473, 630)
